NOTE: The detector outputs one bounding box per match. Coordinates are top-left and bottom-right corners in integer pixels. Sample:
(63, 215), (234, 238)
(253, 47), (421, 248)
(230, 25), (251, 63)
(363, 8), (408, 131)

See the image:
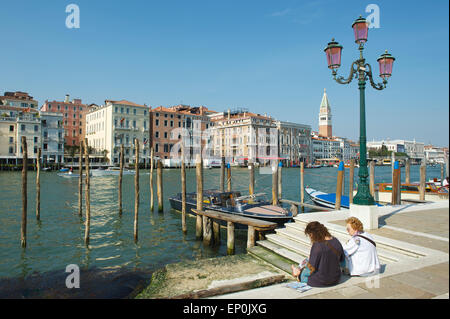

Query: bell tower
(319, 88), (332, 138)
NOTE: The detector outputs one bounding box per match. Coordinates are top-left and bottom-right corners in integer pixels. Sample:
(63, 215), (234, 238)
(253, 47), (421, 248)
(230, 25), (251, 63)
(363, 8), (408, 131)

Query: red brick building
(41, 94), (95, 146)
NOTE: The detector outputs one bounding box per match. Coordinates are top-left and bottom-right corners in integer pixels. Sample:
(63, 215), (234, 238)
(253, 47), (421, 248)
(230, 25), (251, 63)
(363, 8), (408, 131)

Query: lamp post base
(353, 183), (375, 206)
(349, 204), (379, 230)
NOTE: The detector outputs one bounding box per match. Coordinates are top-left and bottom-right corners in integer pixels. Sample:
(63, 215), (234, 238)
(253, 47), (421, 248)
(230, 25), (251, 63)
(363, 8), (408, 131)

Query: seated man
(343, 217), (380, 277)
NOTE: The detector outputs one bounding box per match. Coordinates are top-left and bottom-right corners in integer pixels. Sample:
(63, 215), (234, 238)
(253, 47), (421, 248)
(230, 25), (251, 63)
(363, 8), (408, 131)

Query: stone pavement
(212, 201), (449, 299)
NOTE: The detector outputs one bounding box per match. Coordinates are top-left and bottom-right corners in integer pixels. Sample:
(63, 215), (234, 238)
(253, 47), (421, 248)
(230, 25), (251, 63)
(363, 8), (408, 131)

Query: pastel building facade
(40, 112), (65, 164)
(86, 100), (150, 165)
(0, 92), (41, 163)
(41, 95), (94, 147)
(275, 120), (312, 165)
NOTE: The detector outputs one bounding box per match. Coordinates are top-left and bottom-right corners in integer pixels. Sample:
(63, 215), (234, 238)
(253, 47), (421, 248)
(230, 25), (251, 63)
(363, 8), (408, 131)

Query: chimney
(227, 109), (230, 120)
(64, 94), (70, 103)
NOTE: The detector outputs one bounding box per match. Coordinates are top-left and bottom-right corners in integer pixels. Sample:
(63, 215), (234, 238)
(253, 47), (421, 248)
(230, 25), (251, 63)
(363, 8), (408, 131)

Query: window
(79, 114), (82, 118)
(65, 105), (68, 110)
(34, 126), (38, 133)
(164, 114), (168, 118)
(133, 120), (136, 128)
(144, 121), (147, 129)
(156, 113), (159, 117)
(155, 131), (159, 138)
(9, 137), (13, 143)
(144, 110), (147, 116)
(57, 105), (61, 110)
(126, 108), (129, 114)
(58, 144), (62, 150)
(155, 144), (159, 152)
(121, 108), (124, 113)
(155, 119), (159, 126)
(34, 137), (38, 143)
(80, 107), (83, 111)
(170, 121), (173, 127)
(79, 129), (82, 134)
(73, 121), (76, 126)
(164, 120), (167, 127)
(133, 109), (136, 115)
(9, 125), (14, 132)
(164, 144), (169, 152)
(21, 124), (26, 131)
(48, 104), (52, 109)
(164, 132), (168, 138)
(34, 147), (37, 154)
(73, 106), (76, 111)
(178, 121), (181, 127)
(9, 147), (14, 154)
(65, 113), (68, 118)
(115, 107), (118, 113)
(44, 144), (48, 150)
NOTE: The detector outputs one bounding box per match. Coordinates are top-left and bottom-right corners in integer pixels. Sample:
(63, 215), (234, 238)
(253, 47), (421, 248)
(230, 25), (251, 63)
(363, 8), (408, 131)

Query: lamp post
(324, 16), (395, 205)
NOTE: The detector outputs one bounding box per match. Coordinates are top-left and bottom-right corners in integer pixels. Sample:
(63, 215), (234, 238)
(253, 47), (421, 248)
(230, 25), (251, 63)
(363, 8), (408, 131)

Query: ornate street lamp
(324, 15), (395, 205)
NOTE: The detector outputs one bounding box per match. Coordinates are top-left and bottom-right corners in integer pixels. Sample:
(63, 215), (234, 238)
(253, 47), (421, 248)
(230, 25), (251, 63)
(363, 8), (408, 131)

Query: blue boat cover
(316, 193), (382, 207)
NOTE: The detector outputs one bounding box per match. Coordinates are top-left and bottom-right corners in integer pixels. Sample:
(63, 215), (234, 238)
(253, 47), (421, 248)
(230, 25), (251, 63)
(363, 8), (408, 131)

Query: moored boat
(169, 190), (293, 228)
(305, 187), (384, 209)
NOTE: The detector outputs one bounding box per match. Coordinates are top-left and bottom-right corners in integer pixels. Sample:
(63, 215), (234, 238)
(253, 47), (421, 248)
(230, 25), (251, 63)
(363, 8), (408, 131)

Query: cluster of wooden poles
(19, 132), (444, 248)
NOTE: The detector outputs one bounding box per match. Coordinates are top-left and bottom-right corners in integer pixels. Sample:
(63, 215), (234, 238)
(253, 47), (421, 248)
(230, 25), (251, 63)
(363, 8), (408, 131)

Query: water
(0, 165), (443, 280)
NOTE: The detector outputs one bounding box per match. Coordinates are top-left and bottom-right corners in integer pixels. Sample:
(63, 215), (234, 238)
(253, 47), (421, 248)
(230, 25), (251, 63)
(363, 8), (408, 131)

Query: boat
(42, 167), (52, 171)
(92, 167), (135, 176)
(57, 171), (91, 178)
(306, 164), (321, 169)
(169, 190), (294, 228)
(305, 187), (383, 209)
(59, 167), (69, 172)
(382, 159), (392, 166)
(375, 182), (448, 202)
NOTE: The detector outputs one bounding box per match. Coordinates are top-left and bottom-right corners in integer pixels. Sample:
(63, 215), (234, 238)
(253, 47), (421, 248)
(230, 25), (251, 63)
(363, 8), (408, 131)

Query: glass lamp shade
(324, 39), (343, 69)
(377, 50), (395, 79)
(352, 16), (369, 44)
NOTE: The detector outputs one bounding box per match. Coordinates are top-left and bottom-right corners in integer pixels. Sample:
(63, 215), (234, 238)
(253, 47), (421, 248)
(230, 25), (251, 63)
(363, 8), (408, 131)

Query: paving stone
(391, 271), (449, 296)
(335, 285), (369, 297)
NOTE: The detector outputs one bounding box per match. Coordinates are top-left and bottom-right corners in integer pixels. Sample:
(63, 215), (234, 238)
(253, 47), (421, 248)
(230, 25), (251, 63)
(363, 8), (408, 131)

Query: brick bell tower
(319, 88), (332, 138)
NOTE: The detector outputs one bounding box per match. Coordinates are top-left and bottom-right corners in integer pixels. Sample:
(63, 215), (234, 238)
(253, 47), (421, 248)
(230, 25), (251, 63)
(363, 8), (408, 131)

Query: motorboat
(169, 190), (294, 228)
(305, 187), (383, 210)
(91, 167), (135, 176)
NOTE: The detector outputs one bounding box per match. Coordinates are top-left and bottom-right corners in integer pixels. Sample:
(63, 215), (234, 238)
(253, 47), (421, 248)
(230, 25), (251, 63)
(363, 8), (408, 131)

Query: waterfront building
(311, 133), (341, 162)
(151, 104), (215, 162)
(209, 109), (277, 164)
(0, 91), (41, 164)
(41, 95), (95, 147)
(85, 99), (150, 165)
(39, 112), (65, 164)
(367, 139), (425, 161)
(275, 120), (312, 165)
(318, 88), (332, 138)
(424, 145), (447, 164)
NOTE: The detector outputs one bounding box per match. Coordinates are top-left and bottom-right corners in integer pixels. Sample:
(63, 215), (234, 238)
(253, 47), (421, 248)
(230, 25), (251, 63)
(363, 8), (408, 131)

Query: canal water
(0, 165), (444, 297)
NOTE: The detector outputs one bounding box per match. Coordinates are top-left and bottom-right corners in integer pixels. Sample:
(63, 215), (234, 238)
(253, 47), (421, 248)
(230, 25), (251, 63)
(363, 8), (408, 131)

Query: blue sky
(1, 0), (448, 146)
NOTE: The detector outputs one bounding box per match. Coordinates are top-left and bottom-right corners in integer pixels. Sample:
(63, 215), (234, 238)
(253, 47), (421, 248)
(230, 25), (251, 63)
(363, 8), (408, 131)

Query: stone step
(247, 245), (295, 275)
(265, 233), (311, 258)
(256, 239), (305, 265)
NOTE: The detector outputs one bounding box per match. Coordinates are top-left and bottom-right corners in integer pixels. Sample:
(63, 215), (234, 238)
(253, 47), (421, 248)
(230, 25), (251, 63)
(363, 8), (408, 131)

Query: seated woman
(343, 217), (380, 277)
(291, 221), (344, 287)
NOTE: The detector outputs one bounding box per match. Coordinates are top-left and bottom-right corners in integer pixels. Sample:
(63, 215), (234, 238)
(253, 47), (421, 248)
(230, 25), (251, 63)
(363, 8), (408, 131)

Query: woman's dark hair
(304, 221), (332, 243)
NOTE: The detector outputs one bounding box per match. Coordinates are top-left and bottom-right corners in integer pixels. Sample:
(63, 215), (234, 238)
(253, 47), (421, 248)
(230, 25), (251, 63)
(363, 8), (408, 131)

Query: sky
(0, 0), (448, 146)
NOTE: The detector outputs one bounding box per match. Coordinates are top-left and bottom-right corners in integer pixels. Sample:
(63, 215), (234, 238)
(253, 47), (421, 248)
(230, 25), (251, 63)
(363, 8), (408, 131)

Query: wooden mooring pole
(369, 160), (375, 197)
(181, 145), (187, 234)
(36, 148), (41, 221)
(79, 143), (83, 217)
(84, 139), (91, 246)
(227, 221), (235, 255)
(405, 158), (411, 184)
(300, 162), (304, 213)
(157, 159), (163, 212)
(196, 154), (203, 239)
(119, 144), (124, 216)
(272, 161), (278, 206)
(226, 163), (231, 192)
(419, 161), (426, 201)
(349, 159), (354, 204)
(150, 147), (154, 211)
(134, 139), (140, 242)
(220, 156), (225, 192)
(249, 162), (255, 195)
(21, 136), (27, 248)
(335, 162), (344, 210)
(441, 163), (444, 186)
(277, 162), (282, 199)
(392, 161), (401, 205)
